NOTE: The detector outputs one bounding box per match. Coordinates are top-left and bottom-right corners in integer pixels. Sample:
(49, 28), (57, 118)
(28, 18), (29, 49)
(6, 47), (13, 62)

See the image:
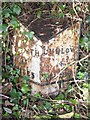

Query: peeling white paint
(13, 22), (81, 96)
(28, 57), (41, 83)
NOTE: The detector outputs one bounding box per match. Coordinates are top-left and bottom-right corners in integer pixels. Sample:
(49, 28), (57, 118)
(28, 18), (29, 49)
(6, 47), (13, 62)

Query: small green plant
(2, 2), (89, 119)
(55, 94), (65, 100)
(77, 71), (84, 79)
(74, 113), (81, 118)
(80, 36), (89, 51)
(24, 31), (34, 40)
(42, 73), (49, 80)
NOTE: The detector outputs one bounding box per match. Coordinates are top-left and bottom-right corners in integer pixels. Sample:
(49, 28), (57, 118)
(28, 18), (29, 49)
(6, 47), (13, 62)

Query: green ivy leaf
(13, 104), (19, 111)
(23, 99), (29, 106)
(74, 113), (80, 118)
(70, 99), (78, 105)
(77, 72), (84, 79)
(0, 24), (8, 33)
(53, 104), (63, 109)
(34, 93), (42, 98)
(69, 9), (75, 14)
(21, 84), (30, 94)
(80, 36), (89, 51)
(6, 55), (10, 60)
(88, 84), (90, 90)
(44, 102), (51, 110)
(42, 73), (49, 80)
(25, 31), (34, 40)
(76, 6), (81, 11)
(3, 111), (9, 117)
(2, 8), (12, 18)
(64, 104), (72, 111)
(59, 13), (65, 18)
(12, 4), (21, 15)
(86, 15), (90, 23)
(10, 89), (17, 98)
(60, 4), (66, 11)
(16, 68), (20, 75)
(22, 75), (29, 83)
(80, 37), (89, 43)
(83, 83), (89, 88)
(10, 89), (22, 99)
(10, 17), (20, 29)
(4, 12), (10, 18)
(55, 94), (65, 100)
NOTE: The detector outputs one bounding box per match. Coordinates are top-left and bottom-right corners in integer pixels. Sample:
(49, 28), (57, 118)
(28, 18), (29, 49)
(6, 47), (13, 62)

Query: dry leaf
(59, 111), (74, 118)
(5, 100), (14, 107)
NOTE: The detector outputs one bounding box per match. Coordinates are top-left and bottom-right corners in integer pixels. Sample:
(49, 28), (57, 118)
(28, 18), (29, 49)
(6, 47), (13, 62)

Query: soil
(18, 13), (75, 42)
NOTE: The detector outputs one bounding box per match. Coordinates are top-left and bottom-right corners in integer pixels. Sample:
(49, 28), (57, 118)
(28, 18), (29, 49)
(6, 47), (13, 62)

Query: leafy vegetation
(1, 2), (90, 120)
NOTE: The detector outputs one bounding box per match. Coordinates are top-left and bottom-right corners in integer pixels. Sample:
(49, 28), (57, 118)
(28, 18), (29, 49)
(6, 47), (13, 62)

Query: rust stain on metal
(13, 19), (81, 96)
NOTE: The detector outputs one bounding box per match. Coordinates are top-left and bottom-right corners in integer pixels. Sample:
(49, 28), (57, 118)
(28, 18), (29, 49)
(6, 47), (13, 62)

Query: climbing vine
(1, 2), (90, 119)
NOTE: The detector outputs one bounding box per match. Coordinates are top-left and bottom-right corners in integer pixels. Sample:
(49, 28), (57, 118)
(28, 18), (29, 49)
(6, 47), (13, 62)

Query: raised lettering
(59, 61), (63, 67)
(70, 47), (74, 52)
(31, 49), (35, 57)
(35, 49), (39, 56)
(66, 48), (69, 53)
(42, 46), (48, 55)
(61, 48), (64, 54)
(56, 47), (60, 55)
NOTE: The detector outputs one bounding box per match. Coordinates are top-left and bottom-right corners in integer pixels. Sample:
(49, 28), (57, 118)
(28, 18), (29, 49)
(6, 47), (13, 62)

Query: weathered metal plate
(13, 19), (81, 96)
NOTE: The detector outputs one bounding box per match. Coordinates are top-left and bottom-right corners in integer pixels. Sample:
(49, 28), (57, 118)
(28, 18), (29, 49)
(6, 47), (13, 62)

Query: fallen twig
(26, 18), (39, 29)
(54, 54), (89, 80)
(0, 94), (9, 99)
